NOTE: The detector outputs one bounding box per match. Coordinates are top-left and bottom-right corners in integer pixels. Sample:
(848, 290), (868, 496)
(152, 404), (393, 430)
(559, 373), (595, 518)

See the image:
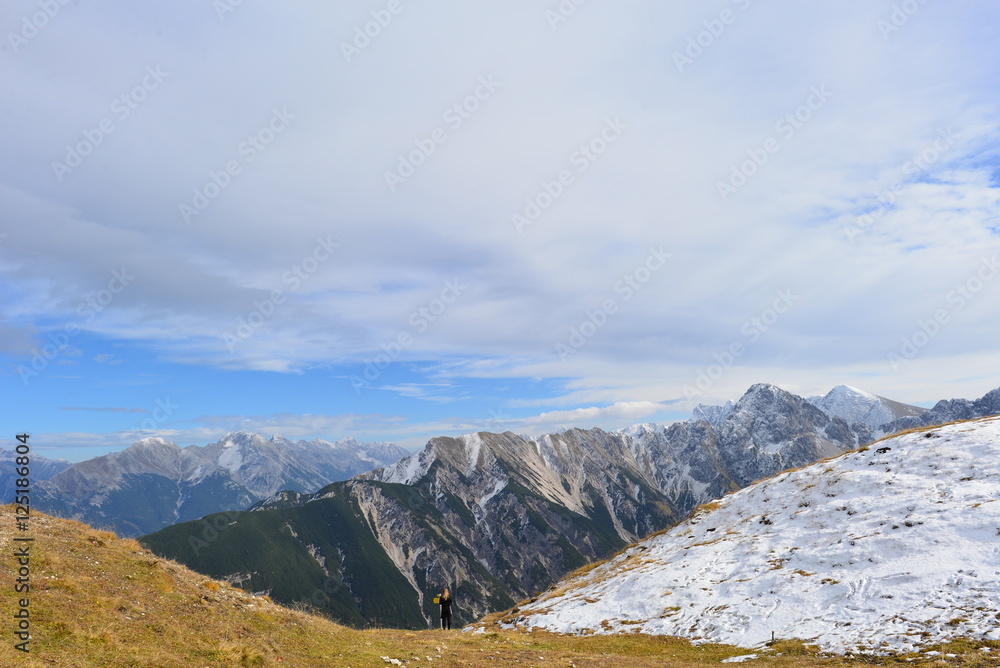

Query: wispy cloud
(93, 353), (124, 365)
(376, 383), (465, 403)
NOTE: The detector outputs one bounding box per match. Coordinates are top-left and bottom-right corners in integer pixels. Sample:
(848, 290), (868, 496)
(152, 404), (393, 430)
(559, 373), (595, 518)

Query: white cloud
(513, 401), (669, 435)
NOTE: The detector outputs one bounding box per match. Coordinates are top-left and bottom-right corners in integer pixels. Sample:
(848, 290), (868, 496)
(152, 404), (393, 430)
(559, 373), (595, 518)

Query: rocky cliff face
(625, 383), (871, 514)
(356, 429), (678, 621)
(36, 432), (408, 537)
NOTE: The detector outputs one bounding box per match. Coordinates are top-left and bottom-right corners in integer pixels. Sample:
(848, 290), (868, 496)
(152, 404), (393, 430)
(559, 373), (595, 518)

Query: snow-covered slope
(500, 416), (1000, 654)
(808, 385), (927, 431)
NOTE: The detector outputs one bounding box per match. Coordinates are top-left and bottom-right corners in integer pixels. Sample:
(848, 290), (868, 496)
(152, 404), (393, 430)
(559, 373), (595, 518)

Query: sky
(2, 1), (999, 461)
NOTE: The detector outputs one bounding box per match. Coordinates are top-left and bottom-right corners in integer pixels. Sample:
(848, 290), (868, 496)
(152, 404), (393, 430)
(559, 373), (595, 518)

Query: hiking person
(437, 587), (453, 629)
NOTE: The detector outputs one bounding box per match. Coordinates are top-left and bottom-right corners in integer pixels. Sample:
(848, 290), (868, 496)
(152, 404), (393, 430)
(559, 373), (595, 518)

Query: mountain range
(875, 385), (1000, 434)
(33, 432), (408, 537)
(139, 382), (996, 630)
(497, 414), (1000, 654)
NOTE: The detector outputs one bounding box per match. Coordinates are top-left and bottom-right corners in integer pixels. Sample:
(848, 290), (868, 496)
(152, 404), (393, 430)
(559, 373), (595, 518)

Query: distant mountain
(497, 415), (1000, 655)
(876, 386), (1000, 436)
(142, 383), (873, 629)
(35, 432), (408, 537)
(807, 384), (927, 431)
(0, 449), (71, 502)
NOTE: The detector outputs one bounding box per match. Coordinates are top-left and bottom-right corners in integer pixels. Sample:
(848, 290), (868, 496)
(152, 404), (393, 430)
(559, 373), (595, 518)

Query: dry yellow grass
(2, 489), (997, 666)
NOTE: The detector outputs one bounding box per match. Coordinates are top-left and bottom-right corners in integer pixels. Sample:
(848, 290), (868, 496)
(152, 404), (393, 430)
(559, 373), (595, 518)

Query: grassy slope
(2, 508), (998, 667)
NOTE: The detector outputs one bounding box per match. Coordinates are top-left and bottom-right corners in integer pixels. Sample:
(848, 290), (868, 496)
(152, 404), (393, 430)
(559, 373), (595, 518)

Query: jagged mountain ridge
(36, 431), (408, 537)
(498, 415), (1000, 654)
(143, 383), (876, 629)
(623, 383), (874, 507)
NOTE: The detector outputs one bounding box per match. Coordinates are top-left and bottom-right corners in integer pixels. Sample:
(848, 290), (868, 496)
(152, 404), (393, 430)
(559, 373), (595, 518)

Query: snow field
(506, 417), (1000, 654)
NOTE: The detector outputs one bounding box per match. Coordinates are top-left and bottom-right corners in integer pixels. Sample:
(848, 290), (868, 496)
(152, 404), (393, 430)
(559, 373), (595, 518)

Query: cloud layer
(3, 1), (999, 457)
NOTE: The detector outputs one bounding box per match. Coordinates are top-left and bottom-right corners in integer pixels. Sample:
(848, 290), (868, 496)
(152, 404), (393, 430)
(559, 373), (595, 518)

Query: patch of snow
(462, 432), (483, 476)
(380, 445), (436, 485)
(479, 479), (507, 509)
(721, 654), (758, 663)
(217, 442), (244, 473)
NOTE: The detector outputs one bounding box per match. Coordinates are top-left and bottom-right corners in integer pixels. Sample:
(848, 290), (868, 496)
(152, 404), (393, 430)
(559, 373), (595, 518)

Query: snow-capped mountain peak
(131, 436), (176, 448)
(808, 385), (927, 431)
(831, 383), (874, 397)
(377, 440), (438, 485)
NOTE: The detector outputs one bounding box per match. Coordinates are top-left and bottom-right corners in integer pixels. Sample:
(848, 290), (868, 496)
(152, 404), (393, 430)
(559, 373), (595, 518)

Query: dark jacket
(439, 594), (452, 616)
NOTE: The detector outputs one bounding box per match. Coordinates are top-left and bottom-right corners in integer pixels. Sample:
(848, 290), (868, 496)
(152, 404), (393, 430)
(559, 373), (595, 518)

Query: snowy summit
(808, 385), (927, 432)
(500, 416), (1000, 654)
